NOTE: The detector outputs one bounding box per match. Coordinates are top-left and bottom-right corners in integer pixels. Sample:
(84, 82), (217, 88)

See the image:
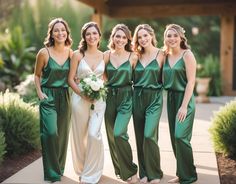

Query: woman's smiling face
(113, 29), (128, 49)
(165, 29), (181, 49)
(52, 22), (67, 44)
(137, 28), (153, 48)
(85, 26), (100, 47)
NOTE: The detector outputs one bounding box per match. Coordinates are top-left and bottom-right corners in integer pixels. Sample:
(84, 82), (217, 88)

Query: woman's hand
(81, 95), (94, 103)
(177, 106), (187, 122)
(39, 92), (48, 100)
(77, 91), (94, 103)
(74, 76), (80, 84)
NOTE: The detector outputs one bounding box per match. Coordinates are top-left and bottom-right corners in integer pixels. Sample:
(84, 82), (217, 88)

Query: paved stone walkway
(3, 96), (234, 184)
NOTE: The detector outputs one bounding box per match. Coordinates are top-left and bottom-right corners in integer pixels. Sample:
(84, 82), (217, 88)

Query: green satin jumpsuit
(163, 54), (197, 184)
(105, 55), (138, 181)
(133, 55), (163, 181)
(39, 54), (71, 182)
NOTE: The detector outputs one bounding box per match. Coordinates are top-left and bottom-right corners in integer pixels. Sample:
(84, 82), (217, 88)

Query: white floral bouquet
(79, 74), (107, 110)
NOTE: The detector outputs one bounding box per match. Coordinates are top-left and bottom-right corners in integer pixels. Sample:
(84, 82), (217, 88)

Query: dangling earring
(138, 45), (142, 52)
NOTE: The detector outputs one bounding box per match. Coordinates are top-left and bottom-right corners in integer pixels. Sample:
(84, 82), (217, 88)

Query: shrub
(0, 131), (6, 164)
(209, 99), (236, 157)
(0, 90), (40, 156)
(14, 74), (38, 104)
(196, 54), (222, 96)
(0, 26), (36, 88)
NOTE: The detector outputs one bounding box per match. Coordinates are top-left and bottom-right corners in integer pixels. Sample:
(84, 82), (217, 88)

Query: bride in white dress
(68, 22), (105, 184)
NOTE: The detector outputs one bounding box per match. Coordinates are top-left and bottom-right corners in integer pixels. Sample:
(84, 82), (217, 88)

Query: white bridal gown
(70, 58), (106, 183)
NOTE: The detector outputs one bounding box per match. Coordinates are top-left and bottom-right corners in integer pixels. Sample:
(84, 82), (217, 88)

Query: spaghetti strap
(68, 48), (71, 58)
(155, 49), (160, 59)
(108, 51), (111, 61)
(128, 52), (132, 60)
(182, 50), (189, 57)
(45, 47), (50, 57)
(164, 54), (169, 64)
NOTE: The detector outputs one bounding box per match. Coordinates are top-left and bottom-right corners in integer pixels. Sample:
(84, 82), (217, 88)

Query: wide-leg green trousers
(133, 88), (163, 181)
(105, 87), (138, 181)
(39, 87), (71, 182)
(167, 90), (197, 184)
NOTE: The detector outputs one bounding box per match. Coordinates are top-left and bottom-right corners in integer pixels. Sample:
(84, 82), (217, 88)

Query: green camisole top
(41, 54), (70, 88)
(133, 59), (162, 89)
(105, 54), (132, 88)
(163, 55), (187, 92)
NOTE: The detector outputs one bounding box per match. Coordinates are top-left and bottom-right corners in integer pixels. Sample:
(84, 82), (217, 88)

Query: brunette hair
(78, 22), (101, 55)
(44, 17), (72, 47)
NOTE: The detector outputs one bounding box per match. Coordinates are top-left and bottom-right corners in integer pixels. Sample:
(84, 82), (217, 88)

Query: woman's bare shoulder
(36, 48), (49, 62)
(72, 50), (84, 61)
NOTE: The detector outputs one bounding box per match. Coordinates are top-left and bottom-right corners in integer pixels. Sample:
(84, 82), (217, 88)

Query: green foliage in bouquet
(0, 90), (40, 156)
(79, 75), (108, 110)
(209, 99), (236, 157)
(79, 75), (108, 101)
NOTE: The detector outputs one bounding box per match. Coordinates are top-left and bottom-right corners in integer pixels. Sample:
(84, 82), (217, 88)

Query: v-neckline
(167, 57), (182, 69)
(109, 60), (129, 70)
(139, 59), (158, 69)
(50, 56), (68, 67)
(83, 59), (103, 72)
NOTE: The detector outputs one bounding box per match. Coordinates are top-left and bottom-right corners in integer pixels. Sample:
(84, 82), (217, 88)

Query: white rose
(97, 79), (104, 88)
(84, 77), (92, 84)
(90, 81), (101, 91)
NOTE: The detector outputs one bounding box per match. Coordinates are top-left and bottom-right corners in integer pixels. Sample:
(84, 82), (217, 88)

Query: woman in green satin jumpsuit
(34, 18), (72, 182)
(132, 24), (165, 184)
(162, 24), (198, 184)
(104, 24), (138, 184)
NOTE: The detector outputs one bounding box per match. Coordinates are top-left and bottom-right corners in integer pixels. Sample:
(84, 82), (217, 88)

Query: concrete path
(3, 96), (234, 184)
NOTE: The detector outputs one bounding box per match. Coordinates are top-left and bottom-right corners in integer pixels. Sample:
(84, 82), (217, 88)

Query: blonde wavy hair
(107, 24), (132, 52)
(163, 24), (190, 54)
(132, 24), (157, 55)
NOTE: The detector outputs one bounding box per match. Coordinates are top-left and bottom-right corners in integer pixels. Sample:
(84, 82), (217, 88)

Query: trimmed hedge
(0, 90), (40, 156)
(209, 99), (236, 157)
